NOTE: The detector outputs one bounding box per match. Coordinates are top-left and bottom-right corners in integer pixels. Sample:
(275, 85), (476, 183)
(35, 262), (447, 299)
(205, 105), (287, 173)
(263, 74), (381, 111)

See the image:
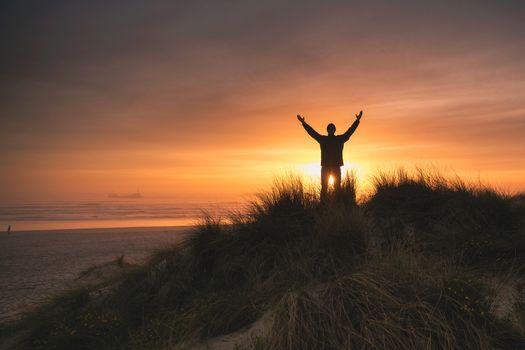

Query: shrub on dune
(367, 168), (525, 269)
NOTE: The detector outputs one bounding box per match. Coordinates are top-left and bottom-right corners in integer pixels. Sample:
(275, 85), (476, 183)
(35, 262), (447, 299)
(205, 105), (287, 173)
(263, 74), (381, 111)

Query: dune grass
(2, 170), (524, 349)
(367, 168), (525, 269)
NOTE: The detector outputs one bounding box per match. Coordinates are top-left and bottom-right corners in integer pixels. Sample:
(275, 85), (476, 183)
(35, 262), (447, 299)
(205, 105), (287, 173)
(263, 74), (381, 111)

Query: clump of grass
(115, 255), (125, 268)
(331, 170), (359, 207)
(367, 168), (525, 269)
(242, 247), (523, 350)
(78, 255), (128, 279)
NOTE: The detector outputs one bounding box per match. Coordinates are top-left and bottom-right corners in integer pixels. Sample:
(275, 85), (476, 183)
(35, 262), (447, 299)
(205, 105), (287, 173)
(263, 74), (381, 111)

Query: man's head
(327, 123), (336, 135)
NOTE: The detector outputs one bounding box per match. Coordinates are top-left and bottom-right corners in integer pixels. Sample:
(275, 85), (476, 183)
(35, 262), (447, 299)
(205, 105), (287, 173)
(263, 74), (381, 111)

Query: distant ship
(108, 191), (143, 199)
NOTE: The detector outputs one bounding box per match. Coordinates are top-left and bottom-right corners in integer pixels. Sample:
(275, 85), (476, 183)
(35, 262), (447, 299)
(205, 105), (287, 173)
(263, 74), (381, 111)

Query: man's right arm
(297, 115), (322, 142)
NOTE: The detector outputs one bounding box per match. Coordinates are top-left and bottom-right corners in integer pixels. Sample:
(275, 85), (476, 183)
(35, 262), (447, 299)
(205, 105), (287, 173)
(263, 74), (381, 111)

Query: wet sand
(0, 226), (190, 323)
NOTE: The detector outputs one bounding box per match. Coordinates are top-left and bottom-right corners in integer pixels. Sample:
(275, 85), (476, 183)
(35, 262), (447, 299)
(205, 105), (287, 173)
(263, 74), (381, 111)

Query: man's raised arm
(297, 114), (322, 142)
(342, 110), (363, 142)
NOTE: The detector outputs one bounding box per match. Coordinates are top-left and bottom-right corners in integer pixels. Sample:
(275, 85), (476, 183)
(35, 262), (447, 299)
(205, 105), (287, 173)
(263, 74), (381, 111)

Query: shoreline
(4, 224), (194, 234)
(1, 219), (199, 233)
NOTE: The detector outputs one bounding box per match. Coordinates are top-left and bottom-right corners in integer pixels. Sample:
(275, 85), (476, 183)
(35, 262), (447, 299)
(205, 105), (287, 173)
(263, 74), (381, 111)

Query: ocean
(0, 198), (245, 232)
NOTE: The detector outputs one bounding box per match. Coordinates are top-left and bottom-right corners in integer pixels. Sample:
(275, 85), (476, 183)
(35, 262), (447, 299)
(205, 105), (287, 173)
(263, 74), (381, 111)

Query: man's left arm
(342, 110), (363, 141)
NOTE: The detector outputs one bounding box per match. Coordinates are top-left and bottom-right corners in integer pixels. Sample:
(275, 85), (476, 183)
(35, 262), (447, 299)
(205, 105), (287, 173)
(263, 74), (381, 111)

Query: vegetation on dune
(2, 169), (524, 349)
(368, 168), (525, 269)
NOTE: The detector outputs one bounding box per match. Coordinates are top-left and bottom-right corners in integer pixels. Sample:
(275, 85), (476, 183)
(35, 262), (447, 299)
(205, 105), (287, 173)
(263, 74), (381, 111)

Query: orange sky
(1, 1), (524, 200)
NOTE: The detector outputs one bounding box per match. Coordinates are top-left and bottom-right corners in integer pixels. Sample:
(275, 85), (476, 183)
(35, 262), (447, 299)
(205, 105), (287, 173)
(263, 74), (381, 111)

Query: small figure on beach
(7, 225), (11, 234)
(297, 111), (363, 199)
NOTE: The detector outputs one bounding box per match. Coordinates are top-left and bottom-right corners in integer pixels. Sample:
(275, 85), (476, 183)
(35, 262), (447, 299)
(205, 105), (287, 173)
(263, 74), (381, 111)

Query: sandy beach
(0, 226), (190, 324)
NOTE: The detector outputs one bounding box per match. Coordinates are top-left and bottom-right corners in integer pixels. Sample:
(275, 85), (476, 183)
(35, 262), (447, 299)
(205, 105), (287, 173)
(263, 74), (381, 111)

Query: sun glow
(296, 161), (374, 197)
(328, 175), (335, 187)
(299, 163), (322, 179)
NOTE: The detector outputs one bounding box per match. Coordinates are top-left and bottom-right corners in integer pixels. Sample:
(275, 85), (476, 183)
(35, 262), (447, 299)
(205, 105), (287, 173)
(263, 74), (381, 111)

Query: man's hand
(355, 110), (363, 121)
(297, 114), (305, 123)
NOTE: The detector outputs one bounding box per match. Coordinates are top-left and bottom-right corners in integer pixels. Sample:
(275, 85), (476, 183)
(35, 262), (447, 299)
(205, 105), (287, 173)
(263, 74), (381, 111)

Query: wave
(0, 200), (244, 223)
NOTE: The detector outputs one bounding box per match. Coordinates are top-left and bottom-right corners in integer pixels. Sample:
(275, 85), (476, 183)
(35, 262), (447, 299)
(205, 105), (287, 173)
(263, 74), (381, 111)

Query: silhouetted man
(297, 111), (362, 199)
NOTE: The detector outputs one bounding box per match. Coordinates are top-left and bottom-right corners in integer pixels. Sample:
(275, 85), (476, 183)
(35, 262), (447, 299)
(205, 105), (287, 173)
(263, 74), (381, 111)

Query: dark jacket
(302, 120), (360, 167)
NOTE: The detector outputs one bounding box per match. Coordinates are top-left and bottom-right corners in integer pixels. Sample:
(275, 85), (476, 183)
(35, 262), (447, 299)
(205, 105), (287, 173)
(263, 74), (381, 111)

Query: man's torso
(319, 135), (345, 167)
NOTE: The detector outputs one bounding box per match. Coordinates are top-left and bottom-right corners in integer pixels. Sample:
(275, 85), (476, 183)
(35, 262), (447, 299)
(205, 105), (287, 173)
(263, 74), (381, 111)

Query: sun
(328, 175), (335, 188)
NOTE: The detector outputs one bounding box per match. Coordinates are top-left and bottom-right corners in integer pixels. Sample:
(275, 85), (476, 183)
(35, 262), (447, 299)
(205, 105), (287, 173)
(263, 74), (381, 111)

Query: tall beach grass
(2, 169), (524, 349)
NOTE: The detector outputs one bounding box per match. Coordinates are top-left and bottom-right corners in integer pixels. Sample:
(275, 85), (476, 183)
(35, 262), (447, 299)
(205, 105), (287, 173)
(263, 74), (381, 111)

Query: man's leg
(321, 167), (329, 200)
(321, 167), (341, 200)
(333, 167), (342, 192)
